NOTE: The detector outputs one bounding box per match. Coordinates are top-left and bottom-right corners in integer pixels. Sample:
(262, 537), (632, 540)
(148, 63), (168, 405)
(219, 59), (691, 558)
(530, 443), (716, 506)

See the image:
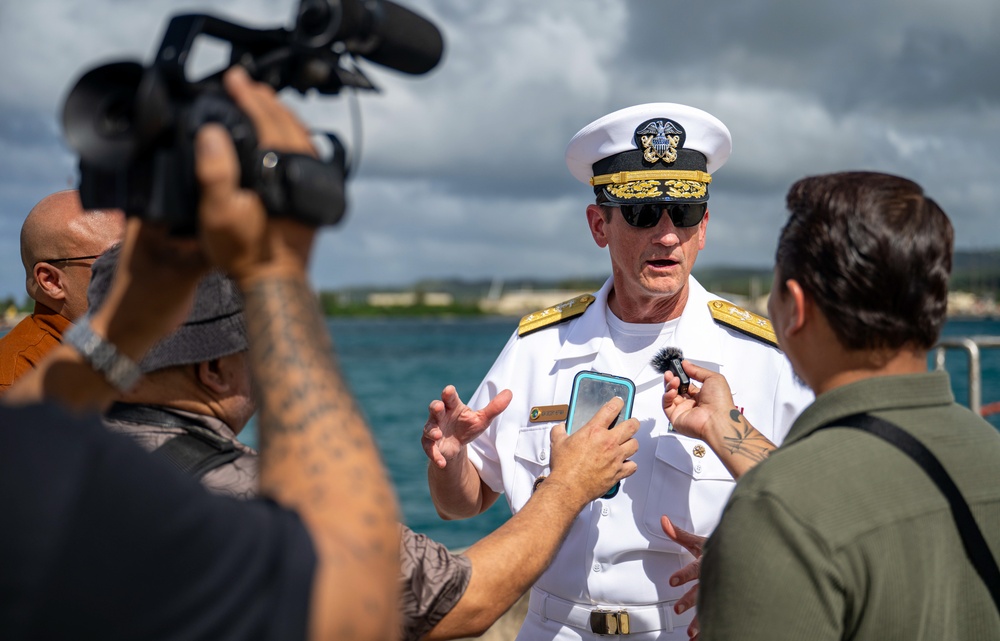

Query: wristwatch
(64, 318), (143, 392)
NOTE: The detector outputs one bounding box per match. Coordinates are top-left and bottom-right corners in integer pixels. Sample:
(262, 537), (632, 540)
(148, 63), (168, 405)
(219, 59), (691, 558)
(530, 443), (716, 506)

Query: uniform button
(601, 506), (610, 516)
(695, 464), (703, 474)
(539, 450), (547, 461)
(593, 563), (602, 573)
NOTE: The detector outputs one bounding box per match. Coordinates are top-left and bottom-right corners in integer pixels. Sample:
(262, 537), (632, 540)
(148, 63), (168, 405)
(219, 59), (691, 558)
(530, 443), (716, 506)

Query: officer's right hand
(422, 385), (513, 468)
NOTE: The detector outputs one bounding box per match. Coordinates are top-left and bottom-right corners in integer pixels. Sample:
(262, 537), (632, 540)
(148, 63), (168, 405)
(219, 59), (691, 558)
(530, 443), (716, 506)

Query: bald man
(0, 190), (124, 395)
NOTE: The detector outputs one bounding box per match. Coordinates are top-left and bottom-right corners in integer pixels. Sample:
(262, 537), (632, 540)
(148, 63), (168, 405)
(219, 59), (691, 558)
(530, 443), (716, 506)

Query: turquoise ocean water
(245, 316), (1000, 549)
(5, 316), (996, 549)
(320, 316), (518, 549)
(239, 316), (519, 548)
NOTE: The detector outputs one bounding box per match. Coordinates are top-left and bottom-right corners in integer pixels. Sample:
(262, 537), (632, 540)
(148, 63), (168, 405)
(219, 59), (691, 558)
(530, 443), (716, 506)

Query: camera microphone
(356, 0), (444, 75)
(297, 0), (444, 75)
(651, 346), (690, 396)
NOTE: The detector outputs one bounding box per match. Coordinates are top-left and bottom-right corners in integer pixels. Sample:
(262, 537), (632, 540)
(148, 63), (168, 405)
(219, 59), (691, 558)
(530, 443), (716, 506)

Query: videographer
(2, 63), (642, 641)
(1, 66), (400, 641)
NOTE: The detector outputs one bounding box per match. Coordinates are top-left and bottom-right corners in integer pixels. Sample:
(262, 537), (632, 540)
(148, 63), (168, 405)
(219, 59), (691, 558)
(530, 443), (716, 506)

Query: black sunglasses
(614, 202), (707, 229)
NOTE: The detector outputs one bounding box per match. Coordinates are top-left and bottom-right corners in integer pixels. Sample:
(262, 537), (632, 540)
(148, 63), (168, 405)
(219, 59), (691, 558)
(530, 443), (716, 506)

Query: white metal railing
(933, 336), (1000, 415)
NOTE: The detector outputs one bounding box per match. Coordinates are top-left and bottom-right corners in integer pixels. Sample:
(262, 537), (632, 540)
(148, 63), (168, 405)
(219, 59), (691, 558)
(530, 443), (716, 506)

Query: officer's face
(587, 204), (708, 316)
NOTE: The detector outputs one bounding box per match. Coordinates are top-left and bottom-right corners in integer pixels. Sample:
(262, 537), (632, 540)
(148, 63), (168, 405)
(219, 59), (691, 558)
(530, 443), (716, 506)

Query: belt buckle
(590, 609), (630, 635)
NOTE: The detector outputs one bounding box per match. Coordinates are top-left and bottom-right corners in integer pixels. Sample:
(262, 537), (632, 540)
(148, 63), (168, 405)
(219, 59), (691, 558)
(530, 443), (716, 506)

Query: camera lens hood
(63, 61), (146, 170)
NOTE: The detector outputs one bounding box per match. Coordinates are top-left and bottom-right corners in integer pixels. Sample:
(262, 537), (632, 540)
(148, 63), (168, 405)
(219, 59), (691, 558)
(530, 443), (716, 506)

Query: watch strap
(64, 318), (143, 392)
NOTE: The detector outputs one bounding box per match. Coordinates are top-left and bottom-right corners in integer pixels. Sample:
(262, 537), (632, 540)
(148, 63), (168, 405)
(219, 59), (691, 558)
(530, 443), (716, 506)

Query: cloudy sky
(1, 0), (997, 301)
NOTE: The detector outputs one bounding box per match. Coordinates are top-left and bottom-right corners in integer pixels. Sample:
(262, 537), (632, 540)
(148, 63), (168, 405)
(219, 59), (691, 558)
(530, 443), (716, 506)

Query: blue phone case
(566, 371), (635, 434)
(566, 371), (635, 499)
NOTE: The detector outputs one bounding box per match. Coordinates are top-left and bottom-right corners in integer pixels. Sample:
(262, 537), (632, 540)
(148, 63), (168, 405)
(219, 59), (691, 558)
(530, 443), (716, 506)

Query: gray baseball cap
(87, 244), (248, 373)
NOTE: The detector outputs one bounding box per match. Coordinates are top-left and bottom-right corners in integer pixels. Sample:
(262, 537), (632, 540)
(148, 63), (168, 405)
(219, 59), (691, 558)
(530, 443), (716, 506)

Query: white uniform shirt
(465, 276), (814, 639)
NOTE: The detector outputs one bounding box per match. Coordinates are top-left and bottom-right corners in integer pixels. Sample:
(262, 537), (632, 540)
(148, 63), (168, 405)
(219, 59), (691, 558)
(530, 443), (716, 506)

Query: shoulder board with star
(518, 294), (596, 337)
(708, 300), (778, 348)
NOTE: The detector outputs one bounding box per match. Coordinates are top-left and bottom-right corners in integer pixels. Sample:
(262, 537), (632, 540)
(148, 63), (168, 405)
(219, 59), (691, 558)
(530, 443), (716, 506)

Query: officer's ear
(586, 204), (610, 248)
(696, 209), (709, 250)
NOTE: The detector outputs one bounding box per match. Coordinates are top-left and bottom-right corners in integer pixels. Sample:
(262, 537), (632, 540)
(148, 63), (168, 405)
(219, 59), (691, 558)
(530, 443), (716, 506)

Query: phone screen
(566, 371), (635, 499)
(566, 371), (635, 434)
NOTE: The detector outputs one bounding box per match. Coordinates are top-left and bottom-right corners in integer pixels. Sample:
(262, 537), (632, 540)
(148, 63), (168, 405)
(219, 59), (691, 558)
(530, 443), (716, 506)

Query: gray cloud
(0, 0), (996, 301)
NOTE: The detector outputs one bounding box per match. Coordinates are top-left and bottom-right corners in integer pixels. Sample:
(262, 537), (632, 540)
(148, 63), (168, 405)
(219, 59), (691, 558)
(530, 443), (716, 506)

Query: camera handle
(252, 133), (349, 227)
(152, 11), (376, 98)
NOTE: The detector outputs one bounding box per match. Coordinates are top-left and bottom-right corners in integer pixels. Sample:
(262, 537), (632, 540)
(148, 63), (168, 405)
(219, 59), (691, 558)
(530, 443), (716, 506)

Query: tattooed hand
(196, 66), (317, 283)
(661, 361), (736, 442)
(661, 360), (776, 480)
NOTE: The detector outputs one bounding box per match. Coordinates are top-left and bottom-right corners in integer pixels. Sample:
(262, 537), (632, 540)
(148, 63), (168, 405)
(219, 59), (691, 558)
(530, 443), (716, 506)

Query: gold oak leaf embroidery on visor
(607, 180), (663, 200)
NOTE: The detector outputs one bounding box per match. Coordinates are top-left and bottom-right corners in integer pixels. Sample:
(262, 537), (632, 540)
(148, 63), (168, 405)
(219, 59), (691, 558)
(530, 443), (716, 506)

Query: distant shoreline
(318, 309), (1000, 321)
(946, 315), (1000, 323)
(3, 309), (999, 334)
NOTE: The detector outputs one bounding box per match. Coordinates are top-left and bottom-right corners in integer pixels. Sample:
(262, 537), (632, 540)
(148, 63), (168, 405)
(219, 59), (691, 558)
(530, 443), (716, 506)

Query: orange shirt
(0, 303), (72, 397)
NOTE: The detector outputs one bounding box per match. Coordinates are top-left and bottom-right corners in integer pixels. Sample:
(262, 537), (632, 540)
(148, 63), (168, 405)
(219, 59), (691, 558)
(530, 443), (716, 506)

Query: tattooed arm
(661, 360), (776, 480)
(195, 67), (400, 641)
(242, 276), (399, 641)
(659, 360), (775, 641)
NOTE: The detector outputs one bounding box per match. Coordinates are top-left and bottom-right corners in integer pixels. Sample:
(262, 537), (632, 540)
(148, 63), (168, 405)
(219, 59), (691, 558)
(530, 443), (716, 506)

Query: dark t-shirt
(0, 403), (316, 640)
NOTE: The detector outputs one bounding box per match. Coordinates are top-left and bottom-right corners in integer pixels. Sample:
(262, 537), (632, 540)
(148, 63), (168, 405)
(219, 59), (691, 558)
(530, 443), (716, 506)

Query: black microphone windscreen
(651, 346), (684, 374)
(362, 0), (444, 75)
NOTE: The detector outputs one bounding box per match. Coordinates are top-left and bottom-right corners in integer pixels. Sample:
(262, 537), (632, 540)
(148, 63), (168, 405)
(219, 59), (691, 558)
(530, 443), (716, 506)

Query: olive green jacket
(700, 371), (1000, 640)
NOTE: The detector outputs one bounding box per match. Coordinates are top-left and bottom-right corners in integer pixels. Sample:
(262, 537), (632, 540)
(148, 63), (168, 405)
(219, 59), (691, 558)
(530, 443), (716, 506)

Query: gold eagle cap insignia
(635, 119), (684, 164)
(518, 294), (596, 337)
(708, 300), (779, 348)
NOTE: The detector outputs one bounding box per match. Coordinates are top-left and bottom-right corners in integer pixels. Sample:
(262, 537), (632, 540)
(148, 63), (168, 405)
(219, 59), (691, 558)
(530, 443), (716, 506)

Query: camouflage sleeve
(398, 525), (473, 641)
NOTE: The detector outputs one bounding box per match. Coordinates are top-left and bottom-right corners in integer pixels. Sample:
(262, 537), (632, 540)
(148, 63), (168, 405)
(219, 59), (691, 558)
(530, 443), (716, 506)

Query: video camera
(61, 0), (443, 234)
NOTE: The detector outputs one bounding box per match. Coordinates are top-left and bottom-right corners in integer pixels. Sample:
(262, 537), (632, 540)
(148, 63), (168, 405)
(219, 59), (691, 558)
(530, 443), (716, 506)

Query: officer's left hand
(662, 515), (705, 640)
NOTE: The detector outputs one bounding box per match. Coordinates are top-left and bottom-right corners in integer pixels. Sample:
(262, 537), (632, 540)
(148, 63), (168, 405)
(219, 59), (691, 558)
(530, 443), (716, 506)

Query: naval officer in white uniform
(423, 103), (814, 640)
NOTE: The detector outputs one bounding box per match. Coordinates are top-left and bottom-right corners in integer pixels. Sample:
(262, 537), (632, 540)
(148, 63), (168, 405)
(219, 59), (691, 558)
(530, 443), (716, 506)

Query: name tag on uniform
(529, 404), (568, 423)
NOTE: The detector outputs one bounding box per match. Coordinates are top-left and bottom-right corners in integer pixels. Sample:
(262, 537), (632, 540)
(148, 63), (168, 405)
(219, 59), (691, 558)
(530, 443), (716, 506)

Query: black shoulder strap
(154, 433), (242, 479)
(106, 403), (243, 480)
(816, 413), (1000, 613)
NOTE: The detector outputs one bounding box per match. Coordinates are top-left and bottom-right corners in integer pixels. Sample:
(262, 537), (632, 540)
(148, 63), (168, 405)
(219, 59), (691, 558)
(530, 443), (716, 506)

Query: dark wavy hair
(775, 172), (953, 351)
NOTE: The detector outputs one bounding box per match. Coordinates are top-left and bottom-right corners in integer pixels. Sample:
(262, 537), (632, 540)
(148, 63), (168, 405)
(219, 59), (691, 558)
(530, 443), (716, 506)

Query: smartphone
(566, 371), (636, 434)
(566, 371), (635, 499)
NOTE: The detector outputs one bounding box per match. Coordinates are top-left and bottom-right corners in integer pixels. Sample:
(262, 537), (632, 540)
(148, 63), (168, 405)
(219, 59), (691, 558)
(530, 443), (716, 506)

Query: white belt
(528, 587), (695, 636)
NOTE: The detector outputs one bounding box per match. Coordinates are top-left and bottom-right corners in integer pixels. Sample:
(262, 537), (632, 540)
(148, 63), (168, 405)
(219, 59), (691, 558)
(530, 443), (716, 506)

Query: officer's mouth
(646, 258), (680, 271)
